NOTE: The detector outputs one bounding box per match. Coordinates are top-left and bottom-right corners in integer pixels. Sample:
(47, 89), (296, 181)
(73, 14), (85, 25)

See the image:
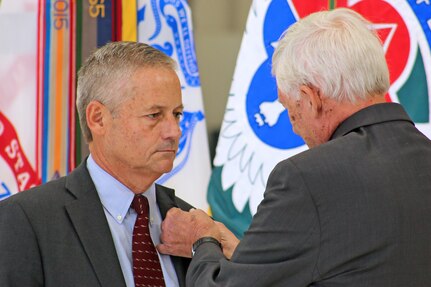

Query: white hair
(76, 41), (177, 142)
(272, 8), (390, 102)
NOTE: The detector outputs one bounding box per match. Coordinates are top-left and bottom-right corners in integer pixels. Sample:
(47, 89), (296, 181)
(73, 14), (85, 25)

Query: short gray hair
(76, 41), (176, 142)
(272, 8), (390, 102)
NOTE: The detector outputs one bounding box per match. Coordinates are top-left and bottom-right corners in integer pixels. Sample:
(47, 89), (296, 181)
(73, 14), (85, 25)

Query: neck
(88, 144), (158, 193)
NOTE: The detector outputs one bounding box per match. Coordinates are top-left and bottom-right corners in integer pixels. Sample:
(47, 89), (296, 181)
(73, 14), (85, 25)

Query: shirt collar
(86, 155), (156, 223)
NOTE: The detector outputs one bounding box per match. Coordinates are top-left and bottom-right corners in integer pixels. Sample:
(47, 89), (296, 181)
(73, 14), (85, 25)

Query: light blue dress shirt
(87, 155), (179, 287)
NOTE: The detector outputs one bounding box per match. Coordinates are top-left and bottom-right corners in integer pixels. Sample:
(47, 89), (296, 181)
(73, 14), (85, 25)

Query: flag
(0, 0), (40, 200)
(208, 0), (431, 238)
(137, 0), (211, 210)
(37, 0), (77, 183)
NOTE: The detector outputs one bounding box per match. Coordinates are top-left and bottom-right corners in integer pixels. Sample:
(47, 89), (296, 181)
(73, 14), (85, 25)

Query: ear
(300, 85), (322, 117)
(86, 101), (109, 137)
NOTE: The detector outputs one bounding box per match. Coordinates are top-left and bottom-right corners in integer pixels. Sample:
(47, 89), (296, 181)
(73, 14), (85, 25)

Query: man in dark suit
(0, 42), (192, 286)
(157, 8), (431, 286)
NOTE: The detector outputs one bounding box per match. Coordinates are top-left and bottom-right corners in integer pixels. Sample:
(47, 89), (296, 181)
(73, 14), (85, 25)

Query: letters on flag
(0, 0), (41, 199)
(208, 0), (431, 238)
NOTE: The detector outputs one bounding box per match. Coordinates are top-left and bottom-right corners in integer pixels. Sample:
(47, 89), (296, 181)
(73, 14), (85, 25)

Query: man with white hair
(157, 8), (431, 286)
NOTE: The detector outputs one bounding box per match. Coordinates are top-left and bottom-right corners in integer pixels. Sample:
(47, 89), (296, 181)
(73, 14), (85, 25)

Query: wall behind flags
(190, 0), (252, 159)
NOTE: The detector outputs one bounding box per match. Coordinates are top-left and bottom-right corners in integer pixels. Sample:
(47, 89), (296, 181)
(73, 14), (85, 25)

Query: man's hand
(215, 221), (240, 259)
(157, 208), (221, 258)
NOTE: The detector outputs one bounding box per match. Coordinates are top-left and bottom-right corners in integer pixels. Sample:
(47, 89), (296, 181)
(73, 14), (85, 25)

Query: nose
(161, 115), (182, 140)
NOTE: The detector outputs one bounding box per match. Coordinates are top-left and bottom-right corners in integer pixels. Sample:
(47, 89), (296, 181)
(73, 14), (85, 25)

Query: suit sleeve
(186, 160), (321, 287)
(0, 199), (44, 286)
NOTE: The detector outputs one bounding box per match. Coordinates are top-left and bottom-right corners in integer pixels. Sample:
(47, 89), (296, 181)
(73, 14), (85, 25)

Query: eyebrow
(146, 104), (184, 110)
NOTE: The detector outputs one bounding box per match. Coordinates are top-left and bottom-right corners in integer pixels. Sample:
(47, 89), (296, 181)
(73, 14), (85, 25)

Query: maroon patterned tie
(131, 194), (165, 287)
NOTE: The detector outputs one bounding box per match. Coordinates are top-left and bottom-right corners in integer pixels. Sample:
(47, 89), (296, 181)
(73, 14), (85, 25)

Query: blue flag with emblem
(137, 0), (211, 210)
(208, 0), (431, 238)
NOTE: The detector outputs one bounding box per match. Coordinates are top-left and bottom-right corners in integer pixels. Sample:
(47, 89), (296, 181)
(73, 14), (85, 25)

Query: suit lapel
(64, 161), (126, 287)
(156, 184), (190, 287)
(156, 184), (178, 218)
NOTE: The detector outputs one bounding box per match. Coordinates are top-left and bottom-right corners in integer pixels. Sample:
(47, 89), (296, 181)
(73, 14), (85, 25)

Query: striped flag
(37, 0), (77, 183)
(208, 0), (431, 238)
(137, 0), (211, 210)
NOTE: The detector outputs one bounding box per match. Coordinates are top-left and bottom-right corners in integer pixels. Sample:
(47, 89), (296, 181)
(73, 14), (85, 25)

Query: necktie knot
(132, 194), (149, 215)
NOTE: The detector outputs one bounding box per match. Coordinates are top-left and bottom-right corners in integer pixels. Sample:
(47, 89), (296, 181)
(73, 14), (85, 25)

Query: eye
(147, 113), (161, 119)
(175, 111), (184, 121)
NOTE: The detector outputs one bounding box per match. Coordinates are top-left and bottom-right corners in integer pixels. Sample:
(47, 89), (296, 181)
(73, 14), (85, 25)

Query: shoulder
(1, 176), (68, 205)
(273, 138), (347, 174)
(1, 160), (92, 209)
(0, 175), (75, 220)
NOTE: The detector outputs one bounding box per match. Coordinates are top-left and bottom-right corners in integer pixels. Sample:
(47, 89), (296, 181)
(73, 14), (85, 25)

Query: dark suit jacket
(0, 160), (192, 287)
(188, 103), (431, 286)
